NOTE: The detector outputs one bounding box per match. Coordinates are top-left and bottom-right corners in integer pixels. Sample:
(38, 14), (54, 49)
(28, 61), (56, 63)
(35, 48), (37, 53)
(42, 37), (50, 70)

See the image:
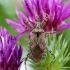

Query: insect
(23, 15), (55, 70)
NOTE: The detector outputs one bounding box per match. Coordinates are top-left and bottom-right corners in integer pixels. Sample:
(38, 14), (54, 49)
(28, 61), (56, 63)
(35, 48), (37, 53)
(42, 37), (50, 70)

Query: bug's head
(34, 16), (42, 29)
(32, 17), (44, 33)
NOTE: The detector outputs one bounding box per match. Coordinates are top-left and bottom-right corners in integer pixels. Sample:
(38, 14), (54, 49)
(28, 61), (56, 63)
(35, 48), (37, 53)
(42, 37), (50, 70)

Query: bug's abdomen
(33, 45), (42, 58)
(29, 45), (43, 63)
(29, 33), (46, 63)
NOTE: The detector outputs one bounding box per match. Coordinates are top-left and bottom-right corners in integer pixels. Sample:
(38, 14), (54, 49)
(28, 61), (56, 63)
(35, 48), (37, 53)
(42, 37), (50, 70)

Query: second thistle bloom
(6, 0), (70, 38)
(0, 27), (23, 70)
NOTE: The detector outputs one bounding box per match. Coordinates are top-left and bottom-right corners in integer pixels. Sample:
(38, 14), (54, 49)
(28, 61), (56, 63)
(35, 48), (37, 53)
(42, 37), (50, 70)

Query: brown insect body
(24, 16), (55, 70)
(29, 22), (46, 62)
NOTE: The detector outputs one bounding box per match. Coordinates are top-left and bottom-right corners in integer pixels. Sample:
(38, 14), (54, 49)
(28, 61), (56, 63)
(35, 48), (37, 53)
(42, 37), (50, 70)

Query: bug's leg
(24, 43), (31, 70)
(24, 52), (30, 70)
(22, 23), (31, 31)
(41, 14), (49, 27)
(42, 52), (46, 59)
(41, 17), (48, 28)
(46, 46), (55, 59)
(45, 31), (56, 36)
(24, 18), (34, 28)
(21, 18), (33, 31)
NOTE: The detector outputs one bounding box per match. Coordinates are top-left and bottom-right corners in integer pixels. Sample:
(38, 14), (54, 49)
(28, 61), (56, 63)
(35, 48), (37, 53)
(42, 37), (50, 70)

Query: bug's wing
(39, 41), (45, 52)
(30, 33), (37, 51)
(38, 33), (45, 52)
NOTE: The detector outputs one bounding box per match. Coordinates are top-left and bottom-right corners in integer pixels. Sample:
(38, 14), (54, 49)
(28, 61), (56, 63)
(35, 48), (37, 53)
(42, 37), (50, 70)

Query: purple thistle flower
(6, 0), (70, 39)
(0, 27), (23, 70)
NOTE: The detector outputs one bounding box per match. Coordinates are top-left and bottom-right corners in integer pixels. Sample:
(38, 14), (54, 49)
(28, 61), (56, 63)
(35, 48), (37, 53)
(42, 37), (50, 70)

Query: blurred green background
(0, 0), (70, 67)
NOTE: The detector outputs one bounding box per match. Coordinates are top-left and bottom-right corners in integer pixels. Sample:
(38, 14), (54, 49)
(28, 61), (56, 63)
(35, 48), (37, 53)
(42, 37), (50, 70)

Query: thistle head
(0, 27), (23, 70)
(6, 0), (70, 37)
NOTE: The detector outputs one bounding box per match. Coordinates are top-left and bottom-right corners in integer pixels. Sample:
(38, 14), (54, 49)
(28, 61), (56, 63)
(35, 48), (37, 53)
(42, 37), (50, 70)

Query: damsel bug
(23, 15), (55, 70)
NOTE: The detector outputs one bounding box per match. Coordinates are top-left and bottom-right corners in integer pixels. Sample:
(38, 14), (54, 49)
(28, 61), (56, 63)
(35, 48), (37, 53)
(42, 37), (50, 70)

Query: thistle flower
(6, 0), (70, 39)
(29, 34), (70, 70)
(0, 27), (23, 70)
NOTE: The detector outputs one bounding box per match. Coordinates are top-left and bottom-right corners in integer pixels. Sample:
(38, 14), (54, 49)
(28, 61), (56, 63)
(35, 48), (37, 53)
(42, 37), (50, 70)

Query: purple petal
(24, 0), (34, 17)
(18, 46), (23, 61)
(58, 21), (70, 31)
(7, 43), (16, 64)
(16, 0), (31, 27)
(14, 30), (29, 40)
(0, 27), (23, 69)
(6, 19), (25, 33)
(21, 1), (34, 19)
(60, 0), (70, 21)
